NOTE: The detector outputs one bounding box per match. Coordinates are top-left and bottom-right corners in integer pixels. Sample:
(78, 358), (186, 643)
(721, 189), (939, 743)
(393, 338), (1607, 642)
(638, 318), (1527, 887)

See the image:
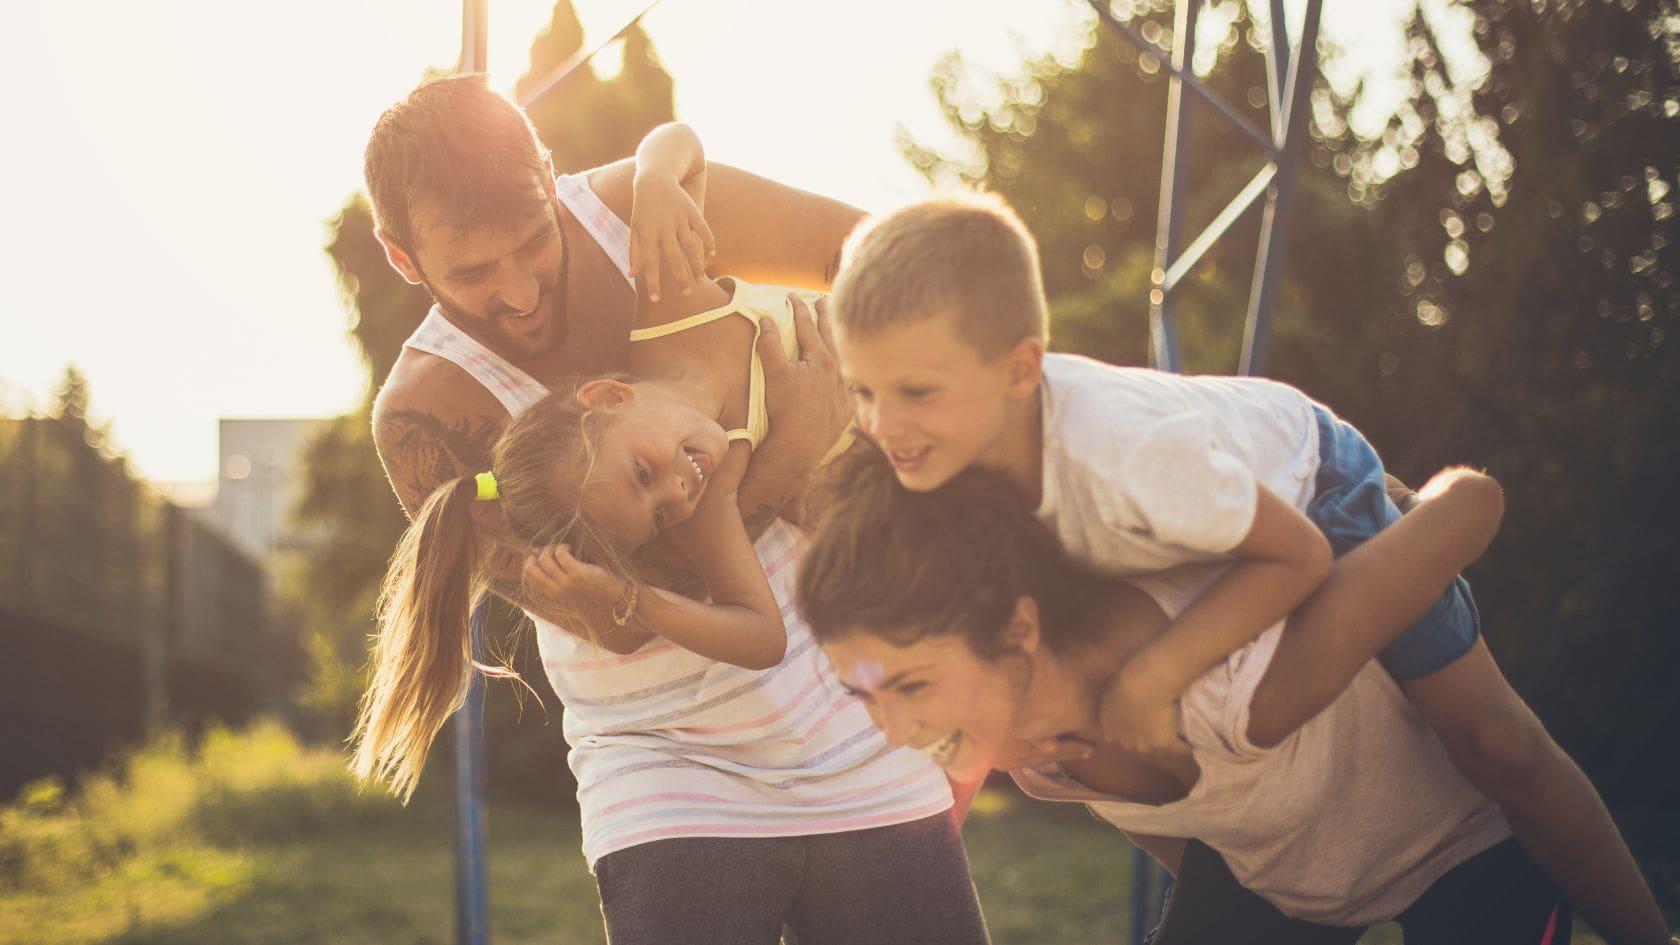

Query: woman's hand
(630, 173), (715, 303)
(522, 543), (625, 611)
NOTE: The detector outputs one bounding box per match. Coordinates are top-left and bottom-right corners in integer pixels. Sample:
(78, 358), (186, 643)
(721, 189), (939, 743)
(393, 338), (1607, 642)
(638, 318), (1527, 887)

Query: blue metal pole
(1240, 0), (1323, 376)
(1128, 846), (1153, 945)
(1146, 0), (1203, 374)
(455, 7), (491, 945)
(454, 600), (491, 945)
(1090, 1), (1324, 939)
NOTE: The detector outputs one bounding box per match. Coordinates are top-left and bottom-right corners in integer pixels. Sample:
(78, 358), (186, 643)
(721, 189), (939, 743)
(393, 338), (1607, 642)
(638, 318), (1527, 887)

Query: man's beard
(426, 250), (569, 362)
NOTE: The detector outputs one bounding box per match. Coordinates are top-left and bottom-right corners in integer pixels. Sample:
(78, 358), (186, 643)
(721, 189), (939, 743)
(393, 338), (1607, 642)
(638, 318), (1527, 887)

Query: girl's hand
(522, 543), (624, 610)
(681, 440), (754, 530)
(630, 173), (715, 303)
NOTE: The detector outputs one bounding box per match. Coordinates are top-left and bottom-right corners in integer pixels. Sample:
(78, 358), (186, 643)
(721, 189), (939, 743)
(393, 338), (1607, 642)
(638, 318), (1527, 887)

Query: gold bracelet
(611, 583), (639, 626)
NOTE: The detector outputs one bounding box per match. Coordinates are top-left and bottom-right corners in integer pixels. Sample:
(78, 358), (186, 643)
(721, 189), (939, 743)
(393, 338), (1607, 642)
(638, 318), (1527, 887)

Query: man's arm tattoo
(377, 407), (500, 511)
(741, 502), (782, 540)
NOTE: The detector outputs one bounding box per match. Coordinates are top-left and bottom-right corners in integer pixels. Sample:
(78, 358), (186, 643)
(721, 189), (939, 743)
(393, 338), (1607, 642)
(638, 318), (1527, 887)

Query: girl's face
(577, 383), (730, 553)
(822, 624), (1030, 782)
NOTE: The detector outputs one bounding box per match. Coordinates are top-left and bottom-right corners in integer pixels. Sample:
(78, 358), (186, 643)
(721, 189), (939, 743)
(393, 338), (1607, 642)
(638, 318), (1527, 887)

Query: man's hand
(757, 294), (852, 469)
(630, 173), (715, 303)
(523, 544), (626, 612)
(1384, 472), (1421, 513)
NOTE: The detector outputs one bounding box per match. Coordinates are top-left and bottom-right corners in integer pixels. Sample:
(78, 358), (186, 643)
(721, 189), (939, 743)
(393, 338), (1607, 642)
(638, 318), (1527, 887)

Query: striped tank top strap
(553, 172), (634, 288)
(402, 308), (549, 415)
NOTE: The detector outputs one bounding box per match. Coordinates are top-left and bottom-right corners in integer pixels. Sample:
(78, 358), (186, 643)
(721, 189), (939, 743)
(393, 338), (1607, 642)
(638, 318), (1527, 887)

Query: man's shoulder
(376, 348), (507, 424)
(372, 349), (511, 512)
(1041, 353), (1169, 430)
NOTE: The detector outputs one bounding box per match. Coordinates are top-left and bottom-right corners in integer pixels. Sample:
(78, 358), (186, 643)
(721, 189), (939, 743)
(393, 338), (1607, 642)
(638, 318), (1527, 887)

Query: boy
(826, 190), (1669, 945)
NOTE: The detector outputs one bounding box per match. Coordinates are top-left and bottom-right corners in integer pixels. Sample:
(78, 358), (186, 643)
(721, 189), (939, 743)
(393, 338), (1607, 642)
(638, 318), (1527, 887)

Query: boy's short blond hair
(831, 190), (1048, 357)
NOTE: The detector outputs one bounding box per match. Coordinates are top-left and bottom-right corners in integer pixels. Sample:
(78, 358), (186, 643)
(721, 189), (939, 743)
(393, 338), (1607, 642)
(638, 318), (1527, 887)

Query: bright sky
(1, 0), (1410, 484)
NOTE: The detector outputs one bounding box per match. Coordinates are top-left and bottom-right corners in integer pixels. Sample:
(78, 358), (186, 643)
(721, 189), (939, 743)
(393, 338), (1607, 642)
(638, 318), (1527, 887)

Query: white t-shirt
(1011, 565), (1512, 926)
(1035, 353), (1322, 575)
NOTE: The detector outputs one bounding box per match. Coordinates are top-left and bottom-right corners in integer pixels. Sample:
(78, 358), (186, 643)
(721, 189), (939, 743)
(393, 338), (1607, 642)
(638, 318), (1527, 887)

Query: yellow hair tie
(474, 471), (499, 501)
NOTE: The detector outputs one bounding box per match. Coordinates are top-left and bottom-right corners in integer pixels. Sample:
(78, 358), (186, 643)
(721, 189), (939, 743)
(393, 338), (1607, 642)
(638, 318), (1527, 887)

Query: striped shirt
(402, 171), (952, 869)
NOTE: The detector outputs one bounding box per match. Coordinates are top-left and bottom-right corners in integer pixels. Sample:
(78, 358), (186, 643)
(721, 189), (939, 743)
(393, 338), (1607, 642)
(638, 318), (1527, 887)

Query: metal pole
(454, 601), (491, 945)
(1091, 1), (1323, 940)
(1146, 0), (1202, 373)
(454, 7), (491, 945)
(1240, 0), (1323, 376)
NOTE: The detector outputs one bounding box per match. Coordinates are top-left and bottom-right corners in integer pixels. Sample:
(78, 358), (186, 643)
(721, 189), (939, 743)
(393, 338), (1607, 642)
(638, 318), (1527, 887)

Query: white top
(1035, 353), (1322, 575)
(402, 171), (952, 869)
(1011, 565), (1512, 926)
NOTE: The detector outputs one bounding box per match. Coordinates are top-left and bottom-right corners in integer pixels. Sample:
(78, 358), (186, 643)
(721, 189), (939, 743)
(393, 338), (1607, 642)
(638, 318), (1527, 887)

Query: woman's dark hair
(798, 444), (1104, 658)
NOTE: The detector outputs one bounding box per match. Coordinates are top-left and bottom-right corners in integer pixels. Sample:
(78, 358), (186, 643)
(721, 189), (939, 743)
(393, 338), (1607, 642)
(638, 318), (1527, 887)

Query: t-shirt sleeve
(1117, 412), (1258, 553)
(1220, 625), (1288, 761)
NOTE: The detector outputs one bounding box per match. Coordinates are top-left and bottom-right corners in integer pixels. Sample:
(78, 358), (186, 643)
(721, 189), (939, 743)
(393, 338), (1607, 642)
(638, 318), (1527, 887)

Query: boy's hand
(522, 543), (625, 610)
(629, 173), (715, 303)
(757, 294), (851, 469)
(1100, 663), (1192, 755)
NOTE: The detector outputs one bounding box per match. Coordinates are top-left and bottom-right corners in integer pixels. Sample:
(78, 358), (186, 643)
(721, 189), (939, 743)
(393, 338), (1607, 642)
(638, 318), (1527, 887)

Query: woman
(798, 445), (1571, 944)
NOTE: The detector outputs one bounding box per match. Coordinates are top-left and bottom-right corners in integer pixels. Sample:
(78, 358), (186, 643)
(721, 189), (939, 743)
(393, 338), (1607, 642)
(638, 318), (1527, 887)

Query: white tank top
(402, 172), (952, 869)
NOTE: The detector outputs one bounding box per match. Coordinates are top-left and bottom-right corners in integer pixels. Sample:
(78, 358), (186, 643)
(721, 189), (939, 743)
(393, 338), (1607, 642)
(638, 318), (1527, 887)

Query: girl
(798, 446), (1574, 944)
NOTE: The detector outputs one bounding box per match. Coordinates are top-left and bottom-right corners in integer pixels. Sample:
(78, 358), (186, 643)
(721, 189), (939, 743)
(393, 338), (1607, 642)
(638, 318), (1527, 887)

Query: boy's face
(823, 630), (1025, 782)
(834, 312), (1036, 492)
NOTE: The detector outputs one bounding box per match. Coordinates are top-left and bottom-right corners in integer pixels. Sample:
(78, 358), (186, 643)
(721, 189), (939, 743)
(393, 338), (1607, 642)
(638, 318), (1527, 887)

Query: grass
(0, 723), (1663, 944)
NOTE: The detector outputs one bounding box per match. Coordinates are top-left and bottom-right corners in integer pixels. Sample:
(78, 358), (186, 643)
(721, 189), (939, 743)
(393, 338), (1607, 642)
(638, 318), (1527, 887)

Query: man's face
(404, 183), (567, 361)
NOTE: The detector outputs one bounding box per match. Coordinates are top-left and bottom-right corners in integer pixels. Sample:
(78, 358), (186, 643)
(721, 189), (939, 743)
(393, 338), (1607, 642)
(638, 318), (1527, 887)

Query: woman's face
(578, 388), (730, 553)
(822, 629), (1028, 781)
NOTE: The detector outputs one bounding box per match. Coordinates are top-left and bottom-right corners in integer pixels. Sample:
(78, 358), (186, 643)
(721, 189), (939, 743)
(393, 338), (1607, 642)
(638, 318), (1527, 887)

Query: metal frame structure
(1083, 1), (1324, 938)
(1089, 0), (1323, 377)
(447, 2), (1324, 942)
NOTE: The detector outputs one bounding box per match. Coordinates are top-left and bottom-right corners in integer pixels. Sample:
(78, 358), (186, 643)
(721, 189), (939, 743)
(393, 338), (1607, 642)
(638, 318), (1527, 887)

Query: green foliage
(0, 368), (155, 637)
(0, 721), (400, 898)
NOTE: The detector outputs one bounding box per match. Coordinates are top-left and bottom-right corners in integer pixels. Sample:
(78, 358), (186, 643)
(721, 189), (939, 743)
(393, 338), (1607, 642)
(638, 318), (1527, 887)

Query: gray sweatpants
(593, 813), (990, 945)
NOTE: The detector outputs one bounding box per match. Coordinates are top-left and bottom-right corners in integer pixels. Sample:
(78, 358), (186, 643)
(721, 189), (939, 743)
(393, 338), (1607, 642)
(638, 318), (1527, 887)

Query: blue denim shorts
(1307, 406), (1480, 681)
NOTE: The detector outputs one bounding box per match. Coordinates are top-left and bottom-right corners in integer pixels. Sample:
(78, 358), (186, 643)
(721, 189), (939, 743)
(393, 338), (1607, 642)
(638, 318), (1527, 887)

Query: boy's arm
(1102, 483), (1331, 753)
(1245, 468), (1504, 747)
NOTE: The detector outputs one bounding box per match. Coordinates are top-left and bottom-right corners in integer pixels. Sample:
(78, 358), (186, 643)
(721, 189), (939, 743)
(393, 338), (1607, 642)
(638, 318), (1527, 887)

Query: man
(365, 73), (858, 642)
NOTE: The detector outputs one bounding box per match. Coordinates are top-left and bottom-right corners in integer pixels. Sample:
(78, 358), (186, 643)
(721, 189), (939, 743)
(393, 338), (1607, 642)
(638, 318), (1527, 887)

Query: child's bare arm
(630, 123), (714, 303)
(591, 156), (863, 294)
(1100, 483), (1332, 753)
(524, 442), (786, 669)
(1245, 467), (1504, 747)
